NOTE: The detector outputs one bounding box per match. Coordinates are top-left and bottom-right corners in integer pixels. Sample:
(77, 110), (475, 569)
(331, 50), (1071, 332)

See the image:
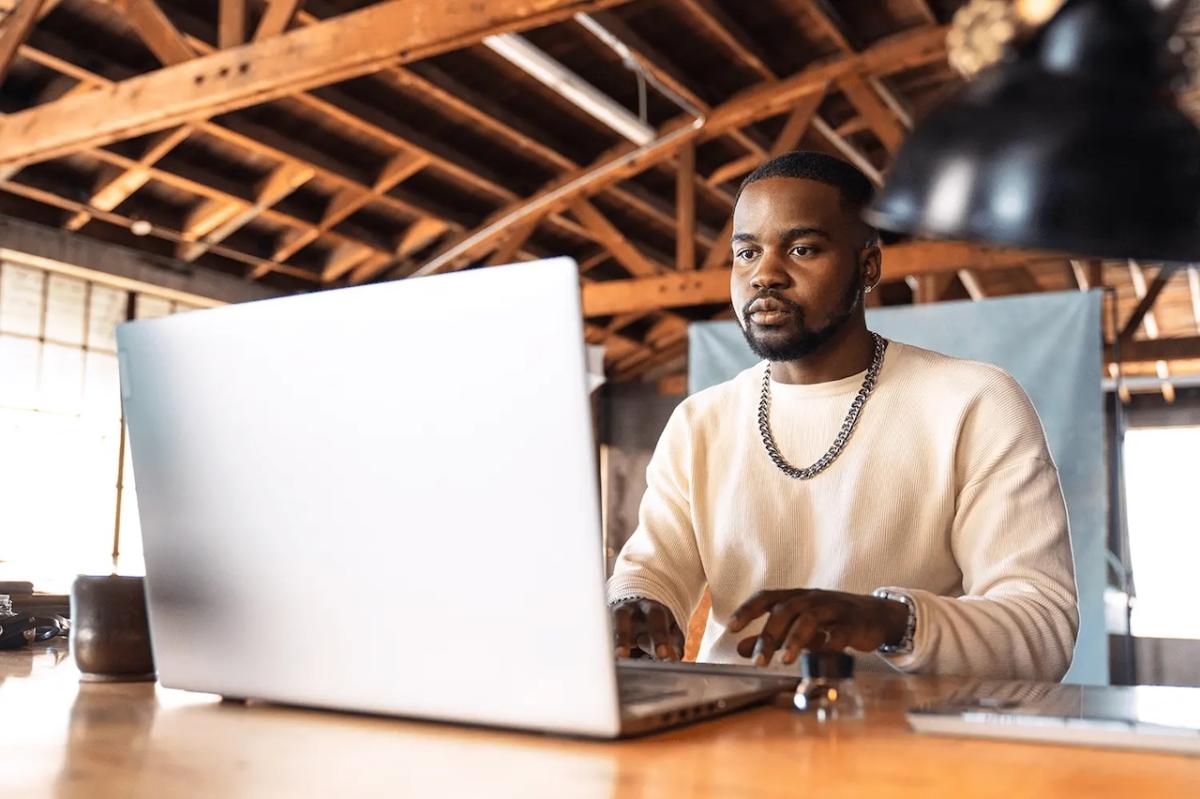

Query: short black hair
(736, 150), (874, 212)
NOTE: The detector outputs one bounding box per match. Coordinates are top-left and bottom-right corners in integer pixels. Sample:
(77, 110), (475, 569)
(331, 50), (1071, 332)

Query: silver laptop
(117, 257), (791, 738)
(908, 681), (1200, 755)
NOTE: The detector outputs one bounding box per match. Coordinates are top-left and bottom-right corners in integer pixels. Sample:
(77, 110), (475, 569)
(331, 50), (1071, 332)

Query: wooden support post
(913, 273), (951, 304)
(676, 144), (696, 270)
(219, 0), (246, 48)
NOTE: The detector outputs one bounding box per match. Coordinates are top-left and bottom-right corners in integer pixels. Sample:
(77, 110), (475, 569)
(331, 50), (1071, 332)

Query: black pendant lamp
(865, 0), (1200, 261)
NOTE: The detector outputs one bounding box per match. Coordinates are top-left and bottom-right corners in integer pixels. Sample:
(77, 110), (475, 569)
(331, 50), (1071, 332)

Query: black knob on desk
(800, 651), (854, 680)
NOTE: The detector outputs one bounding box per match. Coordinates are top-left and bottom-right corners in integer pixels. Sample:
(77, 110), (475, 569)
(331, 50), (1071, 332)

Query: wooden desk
(4, 641), (1198, 798)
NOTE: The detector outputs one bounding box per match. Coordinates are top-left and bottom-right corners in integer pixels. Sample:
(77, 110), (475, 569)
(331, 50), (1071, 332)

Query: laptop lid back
(117, 258), (621, 737)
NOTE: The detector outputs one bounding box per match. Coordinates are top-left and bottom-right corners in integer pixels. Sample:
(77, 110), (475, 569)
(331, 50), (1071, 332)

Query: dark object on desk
(866, 0), (1200, 261)
(70, 575), (155, 682)
(0, 614), (68, 650)
(794, 651), (863, 720)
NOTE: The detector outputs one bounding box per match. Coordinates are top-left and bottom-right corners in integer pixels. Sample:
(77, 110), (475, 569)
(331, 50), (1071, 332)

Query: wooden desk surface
(4, 641), (1198, 798)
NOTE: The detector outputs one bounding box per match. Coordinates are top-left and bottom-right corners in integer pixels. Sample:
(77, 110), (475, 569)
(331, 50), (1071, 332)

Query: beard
(739, 271), (863, 362)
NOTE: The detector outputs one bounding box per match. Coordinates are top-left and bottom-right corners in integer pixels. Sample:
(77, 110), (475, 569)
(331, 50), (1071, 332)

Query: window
(0, 259), (199, 593)
(1124, 425), (1200, 639)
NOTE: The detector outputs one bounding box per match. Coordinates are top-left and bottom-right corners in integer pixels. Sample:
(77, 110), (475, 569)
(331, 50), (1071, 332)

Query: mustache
(742, 290), (802, 320)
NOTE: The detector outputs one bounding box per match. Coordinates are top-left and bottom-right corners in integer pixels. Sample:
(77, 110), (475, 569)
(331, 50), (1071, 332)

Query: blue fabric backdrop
(688, 290), (1106, 685)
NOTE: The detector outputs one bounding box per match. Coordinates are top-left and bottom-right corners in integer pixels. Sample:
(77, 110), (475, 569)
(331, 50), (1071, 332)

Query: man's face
(730, 177), (877, 361)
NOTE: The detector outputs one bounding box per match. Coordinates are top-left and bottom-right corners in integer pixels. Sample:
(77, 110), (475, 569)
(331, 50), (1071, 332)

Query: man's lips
(747, 298), (794, 326)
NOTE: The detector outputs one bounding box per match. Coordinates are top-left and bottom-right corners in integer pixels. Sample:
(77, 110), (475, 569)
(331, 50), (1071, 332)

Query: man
(607, 151), (1078, 681)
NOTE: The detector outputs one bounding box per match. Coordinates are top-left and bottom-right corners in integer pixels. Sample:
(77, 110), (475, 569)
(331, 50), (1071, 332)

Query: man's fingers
(751, 601), (804, 666)
(643, 602), (680, 661)
(612, 605), (637, 657)
(727, 590), (788, 632)
(779, 607), (840, 664)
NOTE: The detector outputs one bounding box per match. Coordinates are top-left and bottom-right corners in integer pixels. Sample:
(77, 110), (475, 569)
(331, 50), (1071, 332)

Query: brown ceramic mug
(70, 575), (156, 682)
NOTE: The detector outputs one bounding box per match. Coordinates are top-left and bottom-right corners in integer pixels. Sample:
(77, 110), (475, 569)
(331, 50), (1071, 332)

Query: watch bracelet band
(872, 588), (917, 655)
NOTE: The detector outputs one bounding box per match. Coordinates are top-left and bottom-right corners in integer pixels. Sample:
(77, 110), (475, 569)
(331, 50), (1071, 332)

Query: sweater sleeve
(606, 402), (707, 633)
(879, 372), (1079, 681)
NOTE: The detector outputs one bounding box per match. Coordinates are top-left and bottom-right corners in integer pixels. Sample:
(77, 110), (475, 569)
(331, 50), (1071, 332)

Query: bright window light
(1124, 425), (1200, 639)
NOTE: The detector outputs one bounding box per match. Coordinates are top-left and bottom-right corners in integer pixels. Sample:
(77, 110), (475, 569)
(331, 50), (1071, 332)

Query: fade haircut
(736, 150), (878, 244)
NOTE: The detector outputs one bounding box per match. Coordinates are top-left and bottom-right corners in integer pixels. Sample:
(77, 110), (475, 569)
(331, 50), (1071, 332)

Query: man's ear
(861, 243), (882, 292)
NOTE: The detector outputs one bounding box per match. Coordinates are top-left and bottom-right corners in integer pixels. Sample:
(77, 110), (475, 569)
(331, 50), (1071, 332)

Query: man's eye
(791, 246), (816, 257)
(735, 249), (758, 261)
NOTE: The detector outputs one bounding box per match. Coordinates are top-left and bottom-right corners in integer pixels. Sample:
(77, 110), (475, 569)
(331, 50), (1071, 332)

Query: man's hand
(727, 588), (910, 667)
(611, 598), (685, 661)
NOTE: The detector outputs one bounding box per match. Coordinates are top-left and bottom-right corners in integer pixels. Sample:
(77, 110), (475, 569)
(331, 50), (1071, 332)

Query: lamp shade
(865, 0), (1200, 261)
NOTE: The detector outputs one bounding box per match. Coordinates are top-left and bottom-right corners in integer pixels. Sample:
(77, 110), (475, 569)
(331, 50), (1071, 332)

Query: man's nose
(750, 254), (791, 291)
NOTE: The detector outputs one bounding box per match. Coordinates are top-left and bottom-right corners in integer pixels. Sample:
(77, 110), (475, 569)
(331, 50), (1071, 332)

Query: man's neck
(770, 322), (875, 385)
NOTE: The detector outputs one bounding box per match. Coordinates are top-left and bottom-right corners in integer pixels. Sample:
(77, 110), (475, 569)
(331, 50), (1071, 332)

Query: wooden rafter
(347, 217), (452, 284)
(121, 0), (196, 65)
(837, 72), (905, 152)
(218, 0), (246, 49)
(700, 87), (828, 270)
(21, 21), (540, 279)
(810, 116), (883, 184)
(0, 0), (44, 86)
(0, 175), (318, 280)
(63, 125), (193, 232)
(676, 0), (775, 81)
(7, 37), (458, 284)
(417, 25), (947, 276)
(264, 151), (428, 271)
(802, 0), (856, 53)
(583, 9), (766, 159)
(180, 162), (314, 262)
(0, 0), (637, 167)
(254, 0), (303, 40)
(570, 198), (661, 276)
(583, 243), (1057, 317)
(1121, 263), (1182, 341)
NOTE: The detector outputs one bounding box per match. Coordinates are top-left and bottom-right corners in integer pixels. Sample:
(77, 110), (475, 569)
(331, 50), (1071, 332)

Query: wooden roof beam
(64, 124), (193, 232)
(0, 177), (318, 281)
(121, 0), (196, 65)
(0, 0), (637, 167)
(802, 0), (857, 53)
(700, 88), (827, 270)
(179, 161), (313, 262)
(1121, 262), (1182, 341)
(570, 198), (662, 276)
(583, 242), (1058, 316)
(810, 116), (883, 184)
(418, 25), (947, 275)
(837, 72), (906, 153)
(254, 0), (303, 41)
(6, 42), (428, 280)
(0, 0), (44, 86)
(677, 0), (775, 81)
(346, 217), (452, 285)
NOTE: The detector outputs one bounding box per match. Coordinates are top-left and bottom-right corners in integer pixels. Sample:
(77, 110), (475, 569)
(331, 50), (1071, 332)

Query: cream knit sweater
(608, 341), (1078, 681)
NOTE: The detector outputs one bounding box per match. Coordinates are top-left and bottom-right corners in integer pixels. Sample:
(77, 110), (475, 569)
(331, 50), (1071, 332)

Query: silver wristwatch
(872, 588), (917, 655)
